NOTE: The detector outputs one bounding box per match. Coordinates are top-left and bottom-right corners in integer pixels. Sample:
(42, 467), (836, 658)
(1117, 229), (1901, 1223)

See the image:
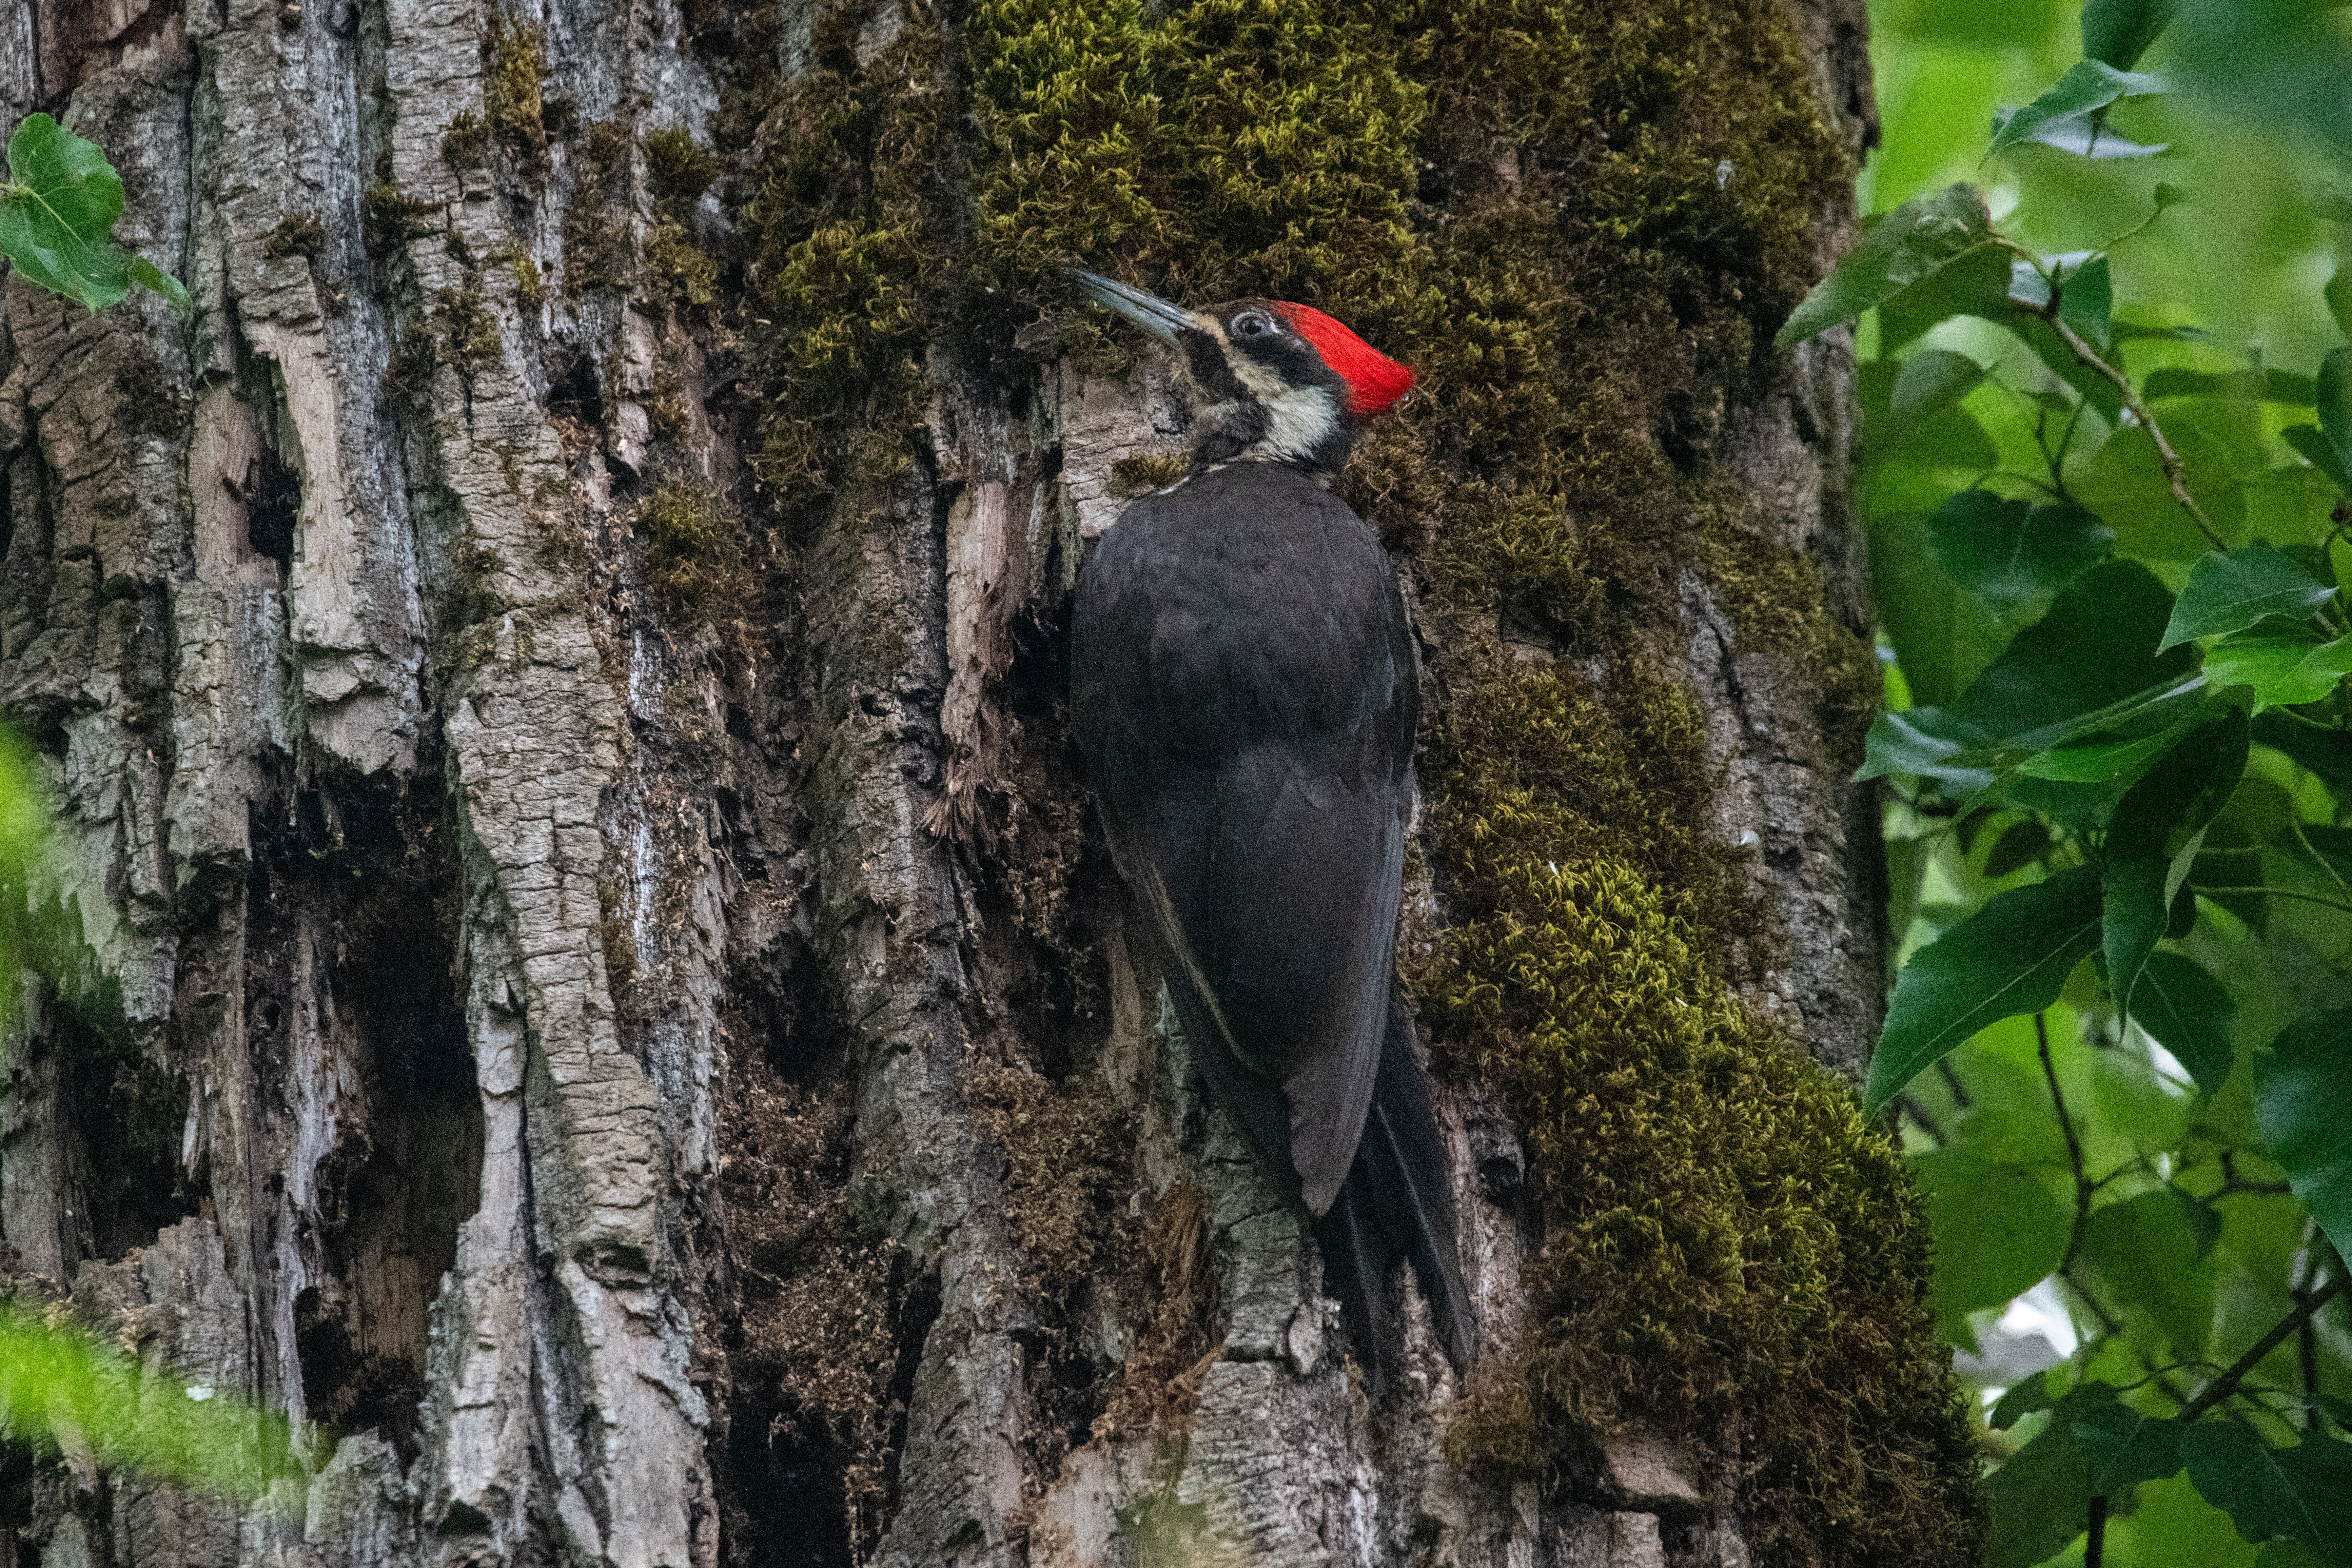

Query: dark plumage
(1066, 272), (1473, 1385)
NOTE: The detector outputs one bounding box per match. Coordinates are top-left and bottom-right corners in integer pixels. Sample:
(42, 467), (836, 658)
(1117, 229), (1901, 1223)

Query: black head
(1069, 271), (1414, 478)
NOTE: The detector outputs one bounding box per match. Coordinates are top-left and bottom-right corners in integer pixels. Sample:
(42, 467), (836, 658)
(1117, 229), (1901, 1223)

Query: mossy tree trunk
(0, 0), (1983, 1565)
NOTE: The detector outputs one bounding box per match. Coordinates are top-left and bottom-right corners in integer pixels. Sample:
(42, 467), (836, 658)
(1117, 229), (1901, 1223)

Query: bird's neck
(1187, 388), (1358, 479)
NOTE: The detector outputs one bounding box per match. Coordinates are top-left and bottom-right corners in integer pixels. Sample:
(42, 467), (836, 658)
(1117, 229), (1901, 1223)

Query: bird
(1064, 268), (1473, 1389)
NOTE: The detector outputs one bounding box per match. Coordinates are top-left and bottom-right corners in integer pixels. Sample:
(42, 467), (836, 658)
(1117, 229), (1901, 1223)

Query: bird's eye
(1233, 312), (1275, 338)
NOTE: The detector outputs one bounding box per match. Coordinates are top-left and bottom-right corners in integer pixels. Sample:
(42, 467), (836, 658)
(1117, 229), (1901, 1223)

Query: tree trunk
(0, 1), (1984, 1566)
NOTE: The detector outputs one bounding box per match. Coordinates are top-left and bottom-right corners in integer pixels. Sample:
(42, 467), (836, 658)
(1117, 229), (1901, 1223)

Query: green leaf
(1990, 1368), (2059, 1430)
(1861, 350), (1989, 470)
(2060, 253), (2114, 351)
(2326, 265), (2352, 346)
(2160, 548), (2338, 650)
(1955, 560), (2192, 735)
(1987, 61), (2171, 163)
(2145, 367), (2317, 405)
(2255, 1542), (2330, 1568)
(1878, 240), (2016, 352)
(2075, 1402), (2188, 1493)
(1908, 1148), (2072, 1323)
(2083, 0), (2179, 69)
(2013, 710), (2211, 782)
(2282, 424), (2351, 492)
(2133, 951), (2239, 1100)
(1985, 1390), (2109, 1568)
(1777, 184), (1993, 349)
(2253, 709), (2352, 795)
(2183, 1423), (2352, 1565)
(2104, 713), (2249, 1024)
(2083, 1189), (2218, 1353)
(2299, 823), (2352, 884)
(1866, 867), (2104, 1116)
(0, 1304), (309, 1499)
(1984, 819), (2053, 878)
(126, 255), (188, 314)
(1929, 491), (2113, 614)
(2153, 180), (2187, 208)
(1988, 107), (2168, 158)
(2252, 1009), (2352, 1266)
(2202, 634), (2352, 712)
(1871, 511), (2008, 706)
(2318, 347), (2352, 482)
(1857, 706), (1997, 786)
(2069, 419), (2245, 559)
(0, 114), (185, 314)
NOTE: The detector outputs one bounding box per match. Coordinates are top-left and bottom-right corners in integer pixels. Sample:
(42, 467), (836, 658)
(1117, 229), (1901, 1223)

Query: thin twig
(2215, 1151), (2294, 1199)
(2038, 1013), (2094, 1273)
(2196, 885), (2352, 918)
(2296, 1231), (2326, 1429)
(2029, 303), (2230, 552)
(2087, 1494), (2108, 1568)
(1901, 1095), (1947, 1145)
(2179, 1274), (2350, 1423)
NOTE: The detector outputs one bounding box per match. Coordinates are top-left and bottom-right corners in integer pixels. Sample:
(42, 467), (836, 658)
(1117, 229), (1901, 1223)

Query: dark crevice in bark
(246, 763), (482, 1460)
(240, 450), (300, 574)
(57, 1006), (191, 1263)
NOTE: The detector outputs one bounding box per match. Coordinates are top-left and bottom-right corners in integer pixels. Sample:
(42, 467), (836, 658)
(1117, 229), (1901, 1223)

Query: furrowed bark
(0, 2), (1969, 1566)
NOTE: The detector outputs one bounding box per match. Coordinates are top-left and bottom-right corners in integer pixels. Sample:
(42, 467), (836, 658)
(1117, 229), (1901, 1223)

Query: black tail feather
(1312, 994), (1474, 1394)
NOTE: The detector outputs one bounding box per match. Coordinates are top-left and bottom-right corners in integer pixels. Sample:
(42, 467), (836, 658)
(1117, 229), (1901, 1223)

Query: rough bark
(0, 2), (1954, 1567)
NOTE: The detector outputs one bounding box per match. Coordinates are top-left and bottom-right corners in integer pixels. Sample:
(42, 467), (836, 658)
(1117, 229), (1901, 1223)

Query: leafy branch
(1808, 2), (2352, 1561)
(2016, 281), (2229, 553)
(2177, 1272), (2349, 1423)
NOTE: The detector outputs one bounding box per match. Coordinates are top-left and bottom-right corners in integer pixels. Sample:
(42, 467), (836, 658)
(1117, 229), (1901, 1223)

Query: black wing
(1072, 464), (1416, 1216)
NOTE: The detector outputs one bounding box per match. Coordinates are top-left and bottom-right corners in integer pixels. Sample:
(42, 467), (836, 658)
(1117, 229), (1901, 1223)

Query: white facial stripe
(1226, 348), (1340, 462)
(1174, 313), (1340, 464)
(1253, 384), (1340, 463)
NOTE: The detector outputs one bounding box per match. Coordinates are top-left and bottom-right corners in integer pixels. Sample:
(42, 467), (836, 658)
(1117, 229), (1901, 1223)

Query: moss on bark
(719, 0), (1984, 1558)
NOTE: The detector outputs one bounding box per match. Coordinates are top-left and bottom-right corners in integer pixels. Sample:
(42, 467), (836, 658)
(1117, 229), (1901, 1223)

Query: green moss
(441, 110), (491, 171)
(362, 180), (435, 260)
(1697, 503), (1882, 773)
(646, 220), (719, 307)
(645, 127), (720, 224)
(743, 11), (946, 492)
(482, 11), (549, 168)
(430, 281), (502, 384)
(969, 1064), (1136, 1294)
(637, 470), (753, 626)
(260, 212), (326, 261)
(720, 0), (1982, 1555)
(1109, 451), (1187, 496)
(564, 119), (635, 298)
(491, 240), (547, 309)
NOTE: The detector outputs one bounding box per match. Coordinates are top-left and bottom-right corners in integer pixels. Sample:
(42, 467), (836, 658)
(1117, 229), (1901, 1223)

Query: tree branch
(2038, 1013), (2093, 1272)
(2028, 304), (2230, 552)
(2179, 1274), (2350, 1423)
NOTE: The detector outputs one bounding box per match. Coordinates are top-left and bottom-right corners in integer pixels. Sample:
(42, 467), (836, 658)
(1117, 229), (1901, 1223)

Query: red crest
(1275, 304), (1415, 416)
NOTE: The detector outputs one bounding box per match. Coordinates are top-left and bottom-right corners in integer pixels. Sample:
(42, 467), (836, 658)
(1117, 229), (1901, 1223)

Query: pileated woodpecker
(1066, 270), (1473, 1384)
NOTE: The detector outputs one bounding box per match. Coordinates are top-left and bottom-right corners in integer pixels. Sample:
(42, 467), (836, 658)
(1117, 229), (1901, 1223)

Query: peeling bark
(0, 2), (1925, 1567)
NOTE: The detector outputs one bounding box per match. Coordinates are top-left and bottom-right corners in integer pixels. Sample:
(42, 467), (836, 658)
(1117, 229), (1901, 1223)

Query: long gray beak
(1068, 269), (1194, 345)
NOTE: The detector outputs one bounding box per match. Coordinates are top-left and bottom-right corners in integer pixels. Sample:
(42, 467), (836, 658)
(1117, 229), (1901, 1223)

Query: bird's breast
(1083, 478), (1398, 756)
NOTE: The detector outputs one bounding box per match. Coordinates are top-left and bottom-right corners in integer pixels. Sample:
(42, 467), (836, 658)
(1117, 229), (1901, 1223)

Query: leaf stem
(2195, 885), (2352, 918)
(2038, 1012), (2093, 1273)
(2027, 301), (2230, 552)
(2177, 1272), (2350, 1423)
(2086, 1493), (2107, 1568)
(2296, 1232), (2325, 1429)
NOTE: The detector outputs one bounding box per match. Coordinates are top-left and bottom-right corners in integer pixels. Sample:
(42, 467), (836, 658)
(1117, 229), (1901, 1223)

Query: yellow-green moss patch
(637, 470), (753, 627)
(482, 11), (549, 169)
(721, 0), (1983, 1557)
